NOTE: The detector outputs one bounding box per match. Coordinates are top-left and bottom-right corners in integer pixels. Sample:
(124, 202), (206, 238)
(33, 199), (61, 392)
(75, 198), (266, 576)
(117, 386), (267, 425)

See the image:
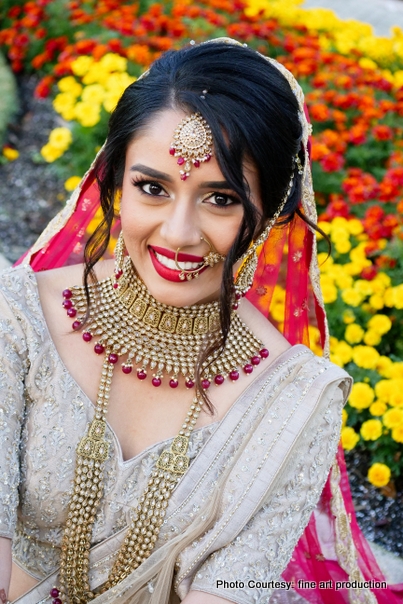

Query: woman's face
(120, 108), (261, 307)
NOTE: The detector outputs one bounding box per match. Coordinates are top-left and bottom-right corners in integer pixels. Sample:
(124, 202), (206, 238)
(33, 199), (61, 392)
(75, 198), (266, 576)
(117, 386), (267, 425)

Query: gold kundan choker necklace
(55, 259), (269, 602)
(62, 257), (269, 389)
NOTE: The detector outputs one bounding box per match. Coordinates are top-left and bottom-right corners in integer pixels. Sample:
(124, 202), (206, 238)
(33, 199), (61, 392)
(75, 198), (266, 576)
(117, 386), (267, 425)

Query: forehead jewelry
(169, 112), (213, 181)
(174, 235), (226, 281)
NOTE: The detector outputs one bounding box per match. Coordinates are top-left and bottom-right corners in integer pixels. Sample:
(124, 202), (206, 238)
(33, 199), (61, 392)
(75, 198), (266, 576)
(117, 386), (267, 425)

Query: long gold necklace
(54, 261), (269, 603)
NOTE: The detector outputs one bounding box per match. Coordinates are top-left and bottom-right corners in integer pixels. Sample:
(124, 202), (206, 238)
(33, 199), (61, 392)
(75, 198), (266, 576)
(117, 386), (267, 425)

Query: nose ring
(175, 236), (226, 281)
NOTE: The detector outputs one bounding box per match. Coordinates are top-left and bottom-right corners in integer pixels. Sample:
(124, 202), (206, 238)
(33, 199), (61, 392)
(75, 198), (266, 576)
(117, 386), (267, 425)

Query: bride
(0, 38), (393, 604)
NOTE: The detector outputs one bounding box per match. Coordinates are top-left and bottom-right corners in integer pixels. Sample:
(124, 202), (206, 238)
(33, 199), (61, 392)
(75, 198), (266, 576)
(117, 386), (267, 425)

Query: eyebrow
(130, 164), (232, 189)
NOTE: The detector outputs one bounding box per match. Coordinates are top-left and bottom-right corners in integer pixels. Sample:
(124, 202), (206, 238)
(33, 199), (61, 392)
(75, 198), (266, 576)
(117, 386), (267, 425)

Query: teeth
(155, 252), (202, 271)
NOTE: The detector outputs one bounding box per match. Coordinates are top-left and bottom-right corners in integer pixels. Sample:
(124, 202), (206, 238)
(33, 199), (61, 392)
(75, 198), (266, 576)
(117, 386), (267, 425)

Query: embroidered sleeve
(188, 381), (345, 604)
(0, 281), (28, 539)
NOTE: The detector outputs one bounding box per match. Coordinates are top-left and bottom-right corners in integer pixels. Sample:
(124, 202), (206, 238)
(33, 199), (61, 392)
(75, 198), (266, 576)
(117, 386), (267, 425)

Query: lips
(148, 246), (206, 283)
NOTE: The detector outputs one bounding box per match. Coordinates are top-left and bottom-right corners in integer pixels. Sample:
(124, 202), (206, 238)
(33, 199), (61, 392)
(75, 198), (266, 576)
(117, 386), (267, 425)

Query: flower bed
(1, 0), (403, 489)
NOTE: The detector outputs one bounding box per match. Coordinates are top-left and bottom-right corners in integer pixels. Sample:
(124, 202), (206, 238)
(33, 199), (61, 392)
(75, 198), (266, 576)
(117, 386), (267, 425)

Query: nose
(159, 196), (202, 251)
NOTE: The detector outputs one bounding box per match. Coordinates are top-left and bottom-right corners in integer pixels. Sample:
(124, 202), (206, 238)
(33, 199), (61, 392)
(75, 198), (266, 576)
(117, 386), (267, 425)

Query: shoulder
(237, 297), (291, 361)
(34, 259), (114, 308)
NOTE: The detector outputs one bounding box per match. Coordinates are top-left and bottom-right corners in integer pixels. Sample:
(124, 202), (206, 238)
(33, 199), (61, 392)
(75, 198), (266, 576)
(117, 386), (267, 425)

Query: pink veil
(16, 51), (403, 604)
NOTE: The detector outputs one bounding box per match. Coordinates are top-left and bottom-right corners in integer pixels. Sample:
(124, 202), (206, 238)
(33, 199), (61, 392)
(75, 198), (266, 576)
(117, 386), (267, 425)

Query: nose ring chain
(175, 236), (226, 281)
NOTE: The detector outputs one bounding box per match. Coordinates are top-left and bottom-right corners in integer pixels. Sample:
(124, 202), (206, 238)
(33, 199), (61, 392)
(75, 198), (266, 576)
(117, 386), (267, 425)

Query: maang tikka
(169, 112), (213, 180)
(234, 153), (302, 298)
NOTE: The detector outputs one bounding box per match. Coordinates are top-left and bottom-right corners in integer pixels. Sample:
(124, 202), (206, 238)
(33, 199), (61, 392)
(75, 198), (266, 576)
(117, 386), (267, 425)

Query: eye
(205, 193), (239, 207)
(132, 178), (167, 196)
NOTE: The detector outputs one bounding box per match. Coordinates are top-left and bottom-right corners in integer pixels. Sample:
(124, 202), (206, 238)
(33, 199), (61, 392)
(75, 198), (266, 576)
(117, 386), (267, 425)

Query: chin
(143, 274), (221, 308)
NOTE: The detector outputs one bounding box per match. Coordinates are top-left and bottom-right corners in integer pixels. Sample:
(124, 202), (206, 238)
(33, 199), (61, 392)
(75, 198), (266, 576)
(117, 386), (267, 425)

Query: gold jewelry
(169, 112), (213, 181)
(63, 258), (268, 390)
(174, 235), (226, 281)
(234, 164), (296, 297)
(57, 358), (204, 602)
(59, 260), (269, 601)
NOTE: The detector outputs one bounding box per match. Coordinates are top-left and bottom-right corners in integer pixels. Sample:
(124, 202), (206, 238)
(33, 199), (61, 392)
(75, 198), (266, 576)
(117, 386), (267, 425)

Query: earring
(234, 163), (297, 298)
(113, 231), (126, 290)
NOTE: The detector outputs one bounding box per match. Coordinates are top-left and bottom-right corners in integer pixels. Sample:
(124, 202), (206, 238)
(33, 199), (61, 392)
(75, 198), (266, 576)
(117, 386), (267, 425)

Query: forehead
(125, 108), (225, 179)
(124, 108), (260, 199)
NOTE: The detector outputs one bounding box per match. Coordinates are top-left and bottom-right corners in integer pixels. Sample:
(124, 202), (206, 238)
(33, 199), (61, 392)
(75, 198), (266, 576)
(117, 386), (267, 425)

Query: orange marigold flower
(310, 103), (331, 122)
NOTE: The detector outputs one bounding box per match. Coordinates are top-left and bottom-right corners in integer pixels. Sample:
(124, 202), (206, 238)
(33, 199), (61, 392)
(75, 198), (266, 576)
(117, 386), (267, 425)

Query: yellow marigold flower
(104, 72), (135, 92)
(103, 90), (123, 113)
(388, 364), (403, 379)
(367, 314), (392, 335)
(344, 261), (368, 276)
(367, 462), (391, 487)
(360, 419), (382, 441)
(384, 287), (395, 308)
(334, 341), (353, 365)
(330, 226), (349, 242)
(342, 408), (348, 427)
(352, 345), (380, 370)
(334, 273), (353, 290)
(330, 353), (343, 367)
(344, 323), (364, 344)
(52, 92), (76, 121)
(341, 426), (360, 450)
(2, 147), (19, 161)
(341, 288), (364, 307)
(74, 102), (101, 128)
(354, 279), (373, 297)
(376, 272), (391, 287)
(64, 176), (82, 192)
(48, 127), (72, 151)
(383, 408), (403, 429)
(391, 425), (403, 443)
(391, 390), (403, 409)
(81, 84), (105, 104)
(40, 143), (64, 163)
(375, 379), (393, 401)
(82, 64), (110, 86)
(376, 356), (393, 377)
(369, 401), (387, 416)
(392, 285), (403, 309)
(99, 52), (127, 73)
(57, 76), (82, 97)
(317, 252), (332, 271)
(321, 282), (338, 304)
(347, 218), (364, 236)
(335, 239), (351, 255)
(348, 382), (375, 409)
(71, 55), (94, 77)
(331, 217), (349, 228)
(342, 309), (355, 324)
(317, 221), (331, 235)
(363, 329), (381, 347)
(369, 294), (384, 310)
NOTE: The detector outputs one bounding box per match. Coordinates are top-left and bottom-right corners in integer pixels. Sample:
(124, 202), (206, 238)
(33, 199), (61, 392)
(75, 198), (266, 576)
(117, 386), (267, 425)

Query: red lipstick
(148, 246), (207, 283)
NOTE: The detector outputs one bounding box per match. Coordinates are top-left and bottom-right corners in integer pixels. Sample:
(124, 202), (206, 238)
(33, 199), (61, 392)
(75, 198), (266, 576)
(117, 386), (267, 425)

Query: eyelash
(130, 177), (240, 209)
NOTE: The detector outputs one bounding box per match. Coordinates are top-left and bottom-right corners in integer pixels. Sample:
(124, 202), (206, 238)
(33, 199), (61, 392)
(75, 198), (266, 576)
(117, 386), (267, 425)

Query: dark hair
(85, 41), (306, 408)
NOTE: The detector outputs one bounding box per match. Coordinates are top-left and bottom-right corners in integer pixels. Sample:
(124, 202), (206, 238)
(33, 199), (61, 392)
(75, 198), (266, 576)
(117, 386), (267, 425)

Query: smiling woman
(0, 39), (393, 604)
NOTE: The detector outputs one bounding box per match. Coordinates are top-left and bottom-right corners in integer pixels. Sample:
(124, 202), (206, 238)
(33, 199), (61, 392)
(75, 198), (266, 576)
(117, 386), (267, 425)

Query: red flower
(361, 266), (378, 280)
(310, 103), (331, 122)
(320, 152), (345, 172)
(34, 75), (54, 98)
(373, 125), (393, 141)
